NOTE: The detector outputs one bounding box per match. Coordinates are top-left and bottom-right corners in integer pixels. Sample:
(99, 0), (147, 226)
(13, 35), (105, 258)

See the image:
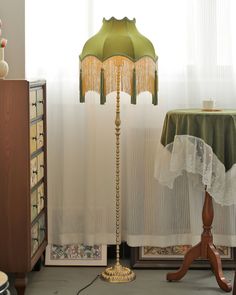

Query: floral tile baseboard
(45, 244), (107, 266)
(131, 245), (236, 269)
(142, 245), (230, 258)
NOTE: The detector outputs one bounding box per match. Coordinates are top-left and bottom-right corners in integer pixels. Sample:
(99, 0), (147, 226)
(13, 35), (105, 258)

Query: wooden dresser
(0, 80), (47, 295)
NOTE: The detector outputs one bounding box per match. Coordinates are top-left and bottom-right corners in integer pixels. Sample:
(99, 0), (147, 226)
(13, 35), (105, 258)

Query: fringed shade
(79, 17), (158, 105)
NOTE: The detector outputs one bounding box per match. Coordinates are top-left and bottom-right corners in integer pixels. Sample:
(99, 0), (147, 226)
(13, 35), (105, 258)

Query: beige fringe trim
(80, 56), (157, 99)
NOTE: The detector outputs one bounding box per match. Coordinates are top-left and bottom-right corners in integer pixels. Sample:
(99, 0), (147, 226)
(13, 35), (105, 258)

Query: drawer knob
(33, 170), (38, 174)
(32, 103), (37, 106)
(33, 204), (38, 208)
(39, 132), (44, 136)
(32, 136), (37, 141)
(38, 100), (44, 104)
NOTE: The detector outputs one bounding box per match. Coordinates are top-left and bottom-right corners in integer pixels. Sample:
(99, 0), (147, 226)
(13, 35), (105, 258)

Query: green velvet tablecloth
(160, 109), (236, 171)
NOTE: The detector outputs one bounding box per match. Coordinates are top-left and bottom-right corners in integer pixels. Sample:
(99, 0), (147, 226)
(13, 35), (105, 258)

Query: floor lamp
(79, 17), (158, 283)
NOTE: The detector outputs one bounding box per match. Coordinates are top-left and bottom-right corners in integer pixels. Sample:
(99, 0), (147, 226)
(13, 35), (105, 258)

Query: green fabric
(79, 69), (85, 103)
(100, 68), (106, 104)
(161, 109), (236, 171)
(80, 17), (157, 62)
(152, 70), (158, 105)
(131, 68), (136, 104)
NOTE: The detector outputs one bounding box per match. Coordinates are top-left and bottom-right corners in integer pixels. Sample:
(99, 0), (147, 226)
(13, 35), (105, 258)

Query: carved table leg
(167, 242), (201, 281)
(15, 273), (28, 295)
(208, 244), (232, 292)
(166, 191), (232, 292)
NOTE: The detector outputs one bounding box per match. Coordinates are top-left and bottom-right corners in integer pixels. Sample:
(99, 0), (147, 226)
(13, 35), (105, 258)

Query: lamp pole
(115, 64), (121, 267)
(101, 63), (135, 283)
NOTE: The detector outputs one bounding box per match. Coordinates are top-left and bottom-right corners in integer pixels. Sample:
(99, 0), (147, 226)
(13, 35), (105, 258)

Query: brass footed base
(101, 262), (136, 283)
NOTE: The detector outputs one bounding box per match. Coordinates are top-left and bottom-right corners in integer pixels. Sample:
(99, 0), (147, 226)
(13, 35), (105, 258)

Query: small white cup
(202, 99), (215, 110)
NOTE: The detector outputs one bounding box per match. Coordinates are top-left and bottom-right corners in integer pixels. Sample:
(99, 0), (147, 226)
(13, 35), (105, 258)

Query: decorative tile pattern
(45, 244), (107, 266)
(50, 244), (102, 260)
(142, 245), (230, 258)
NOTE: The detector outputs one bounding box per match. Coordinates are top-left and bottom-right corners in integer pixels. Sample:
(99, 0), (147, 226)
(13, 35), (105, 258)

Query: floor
(8, 261), (235, 295)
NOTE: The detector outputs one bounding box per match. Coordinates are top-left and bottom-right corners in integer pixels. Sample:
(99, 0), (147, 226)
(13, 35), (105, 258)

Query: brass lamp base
(101, 262), (136, 283)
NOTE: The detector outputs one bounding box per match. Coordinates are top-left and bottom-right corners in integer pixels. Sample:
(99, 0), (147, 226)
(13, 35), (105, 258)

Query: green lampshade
(80, 17), (157, 62)
(79, 17), (158, 105)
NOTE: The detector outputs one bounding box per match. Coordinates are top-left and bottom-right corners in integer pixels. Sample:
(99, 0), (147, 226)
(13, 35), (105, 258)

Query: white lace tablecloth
(155, 109), (236, 206)
(155, 134), (236, 206)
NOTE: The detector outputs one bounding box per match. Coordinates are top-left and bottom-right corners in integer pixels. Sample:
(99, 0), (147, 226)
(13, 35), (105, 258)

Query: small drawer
(30, 124), (37, 154)
(30, 157), (38, 188)
(38, 214), (46, 244)
(30, 90), (37, 120)
(37, 120), (44, 149)
(31, 222), (39, 256)
(31, 190), (38, 222)
(37, 152), (44, 181)
(37, 183), (45, 213)
(37, 88), (44, 116)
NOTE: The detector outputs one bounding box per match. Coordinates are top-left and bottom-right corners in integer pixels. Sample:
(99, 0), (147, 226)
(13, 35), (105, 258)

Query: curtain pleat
(26, 0), (236, 247)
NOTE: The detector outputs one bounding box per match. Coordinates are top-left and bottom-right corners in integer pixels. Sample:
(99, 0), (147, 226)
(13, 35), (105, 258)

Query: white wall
(0, 0), (25, 79)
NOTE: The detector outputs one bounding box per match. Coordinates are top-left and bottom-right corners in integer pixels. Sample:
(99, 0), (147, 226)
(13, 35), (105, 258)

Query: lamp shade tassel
(152, 69), (158, 105)
(131, 68), (137, 104)
(100, 68), (106, 104)
(79, 69), (85, 103)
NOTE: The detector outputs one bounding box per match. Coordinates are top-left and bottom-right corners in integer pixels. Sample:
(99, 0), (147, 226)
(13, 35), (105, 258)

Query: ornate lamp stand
(101, 64), (135, 282)
(79, 17), (158, 283)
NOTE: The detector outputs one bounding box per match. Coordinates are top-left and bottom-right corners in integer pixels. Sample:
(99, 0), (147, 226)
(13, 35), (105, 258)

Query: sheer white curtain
(26, 0), (236, 247)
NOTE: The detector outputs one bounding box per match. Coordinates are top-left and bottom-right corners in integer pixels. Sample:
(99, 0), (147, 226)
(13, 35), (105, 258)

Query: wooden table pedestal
(166, 191), (232, 292)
